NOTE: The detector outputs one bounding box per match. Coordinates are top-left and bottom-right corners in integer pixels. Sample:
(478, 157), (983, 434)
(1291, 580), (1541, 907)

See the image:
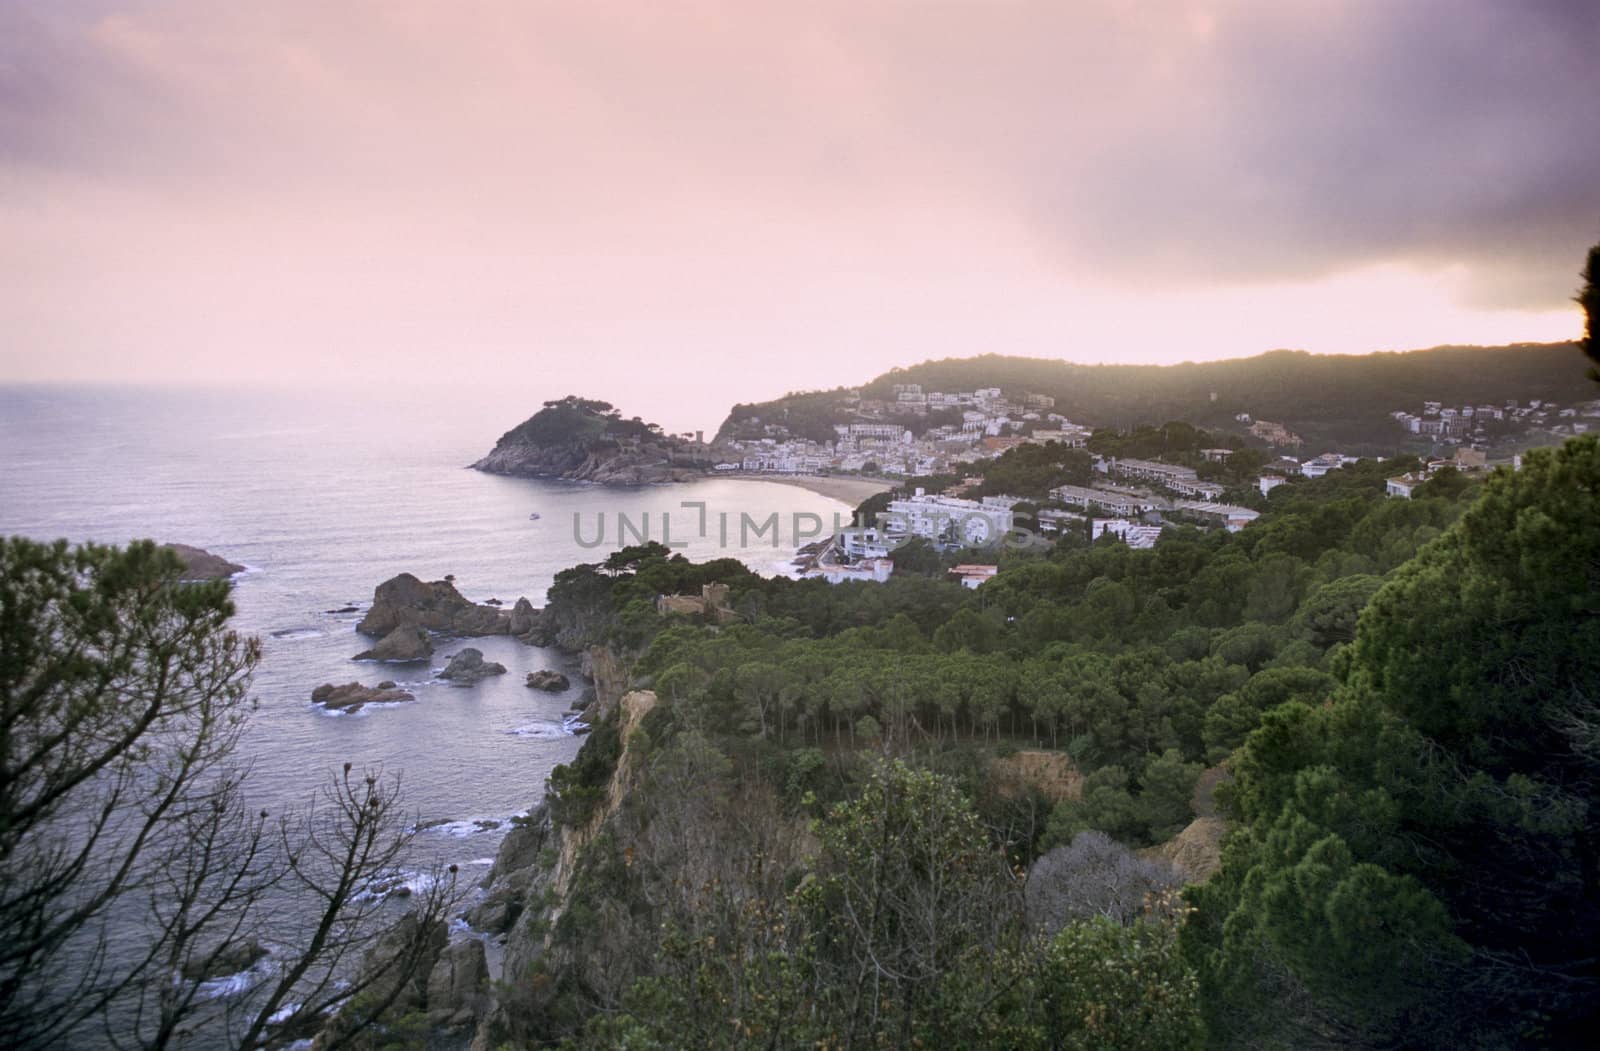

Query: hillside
(719, 342), (1585, 452)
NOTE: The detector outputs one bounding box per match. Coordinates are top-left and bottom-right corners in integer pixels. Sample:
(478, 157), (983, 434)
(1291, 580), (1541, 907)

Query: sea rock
(508, 597), (547, 641)
(439, 648), (507, 685)
(165, 544), (245, 581)
(353, 624), (434, 662)
(525, 669), (571, 692)
(311, 681), (415, 712)
(180, 938), (268, 981)
(356, 573), (514, 638)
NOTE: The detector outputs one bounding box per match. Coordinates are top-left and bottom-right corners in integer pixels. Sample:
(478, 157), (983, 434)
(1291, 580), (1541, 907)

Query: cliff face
(473, 681), (658, 1046)
(471, 437), (707, 485)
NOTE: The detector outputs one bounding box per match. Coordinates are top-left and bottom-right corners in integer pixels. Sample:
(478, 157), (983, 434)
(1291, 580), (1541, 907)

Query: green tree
(1189, 437), (1600, 1047)
(1294, 573), (1384, 647)
(1029, 918), (1202, 1051)
(1136, 749), (1203, 842)
(1046, 765), (1142, 845)
(806, 760), (1019, 1047)
(888, 536), (944, 577)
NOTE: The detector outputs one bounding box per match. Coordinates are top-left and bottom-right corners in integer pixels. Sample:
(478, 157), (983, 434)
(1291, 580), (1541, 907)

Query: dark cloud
(853, 0), (1600, 305)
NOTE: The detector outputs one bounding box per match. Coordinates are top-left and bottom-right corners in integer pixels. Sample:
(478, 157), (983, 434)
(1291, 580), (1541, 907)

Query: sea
(0, 384), (849, 928)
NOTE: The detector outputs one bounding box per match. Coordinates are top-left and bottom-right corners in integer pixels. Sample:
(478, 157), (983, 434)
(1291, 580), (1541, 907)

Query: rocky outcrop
(356, 574), (513, 638)
(990, 750), (1083, 804)
(165, 544), (245, 581)
(582, 646), (629, 720)
(471, 439), (707, 485)
(508, 597), (550, 644)
(353, 623), (434, 662)
(439, 648), (507, 684)
(501, 691), (656, 979)
(311, 681), (415, 712)
(464, 807), (555, 935)
(180, 938), (267, 981)
(425, 940), (489, 1030)
(525, 669), (570, 692)
(312, 912), (489, 1046)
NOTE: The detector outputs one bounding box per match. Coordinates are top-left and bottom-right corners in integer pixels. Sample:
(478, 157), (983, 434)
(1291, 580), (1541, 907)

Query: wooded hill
(719, 342), (1585, 451)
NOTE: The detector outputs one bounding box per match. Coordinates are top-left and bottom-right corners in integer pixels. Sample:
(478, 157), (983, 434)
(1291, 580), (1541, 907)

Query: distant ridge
(719, 342), (1585, 451)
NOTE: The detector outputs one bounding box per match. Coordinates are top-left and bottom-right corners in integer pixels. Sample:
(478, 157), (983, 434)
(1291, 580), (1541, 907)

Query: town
(760, 385), (1600, 588)
(717, 383), (1090, 479)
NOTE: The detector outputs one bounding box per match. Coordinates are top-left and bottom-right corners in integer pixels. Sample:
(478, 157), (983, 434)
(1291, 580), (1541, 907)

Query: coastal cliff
(471, 395), (709, 485)
(468, 643), (645, 1045)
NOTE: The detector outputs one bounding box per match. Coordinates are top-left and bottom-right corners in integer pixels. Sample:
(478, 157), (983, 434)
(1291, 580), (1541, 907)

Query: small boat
(528, 512), (541, 521)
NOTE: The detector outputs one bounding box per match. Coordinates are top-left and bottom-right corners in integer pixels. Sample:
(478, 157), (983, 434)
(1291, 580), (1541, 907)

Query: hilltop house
(1386, 472), (1426, 499)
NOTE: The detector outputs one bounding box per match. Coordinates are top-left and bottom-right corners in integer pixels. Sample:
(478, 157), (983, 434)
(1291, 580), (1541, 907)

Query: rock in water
(353, 623), (434, 662)
(438, 648), (507, 685)
(311, 681), (416, 712)
(525, 669), (571, 692)
(180, 939), (268, 981)
(164, 544), (245, 581)
(356, 573), (514, 638)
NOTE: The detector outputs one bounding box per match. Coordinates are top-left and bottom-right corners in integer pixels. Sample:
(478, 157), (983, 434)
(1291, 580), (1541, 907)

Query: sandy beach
(730, 473), (896, 506)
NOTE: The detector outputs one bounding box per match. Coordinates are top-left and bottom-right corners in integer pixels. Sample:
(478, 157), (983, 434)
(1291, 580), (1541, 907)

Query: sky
(2, 0), (1597, 433)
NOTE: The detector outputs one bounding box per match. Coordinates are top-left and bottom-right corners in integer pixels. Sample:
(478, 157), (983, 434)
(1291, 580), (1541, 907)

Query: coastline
(724, 473), (895, 506)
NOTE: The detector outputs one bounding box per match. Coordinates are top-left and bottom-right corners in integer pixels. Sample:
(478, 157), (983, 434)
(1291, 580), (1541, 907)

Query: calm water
(0, 384), (846, 882)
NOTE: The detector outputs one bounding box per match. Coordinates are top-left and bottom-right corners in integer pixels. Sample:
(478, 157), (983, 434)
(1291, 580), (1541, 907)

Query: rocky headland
(470, 395), (709, 485)
(164, 543), (245, 581)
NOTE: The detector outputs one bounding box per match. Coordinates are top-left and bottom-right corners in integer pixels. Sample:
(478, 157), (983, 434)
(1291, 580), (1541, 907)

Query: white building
(1091, 519), (1164, 549)
(806, 558), (895, 584)
(1172, 500), (1260, 532)
(1049, 484), (1160, 518)
(1386, 473), (1425, 499)
(838, 527), (895, 560)
(1300, 453), (1358, 479)
(1036, 508), (1086, 533)
(882, 491), (1016, 548)
(1102, 456), (1223, 498)
(949, 564), (999, 589)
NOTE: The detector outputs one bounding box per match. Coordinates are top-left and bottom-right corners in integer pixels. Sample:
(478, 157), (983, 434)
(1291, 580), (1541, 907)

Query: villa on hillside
(949, 564), (999, 589)
(1386, 472), (1427, 499)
